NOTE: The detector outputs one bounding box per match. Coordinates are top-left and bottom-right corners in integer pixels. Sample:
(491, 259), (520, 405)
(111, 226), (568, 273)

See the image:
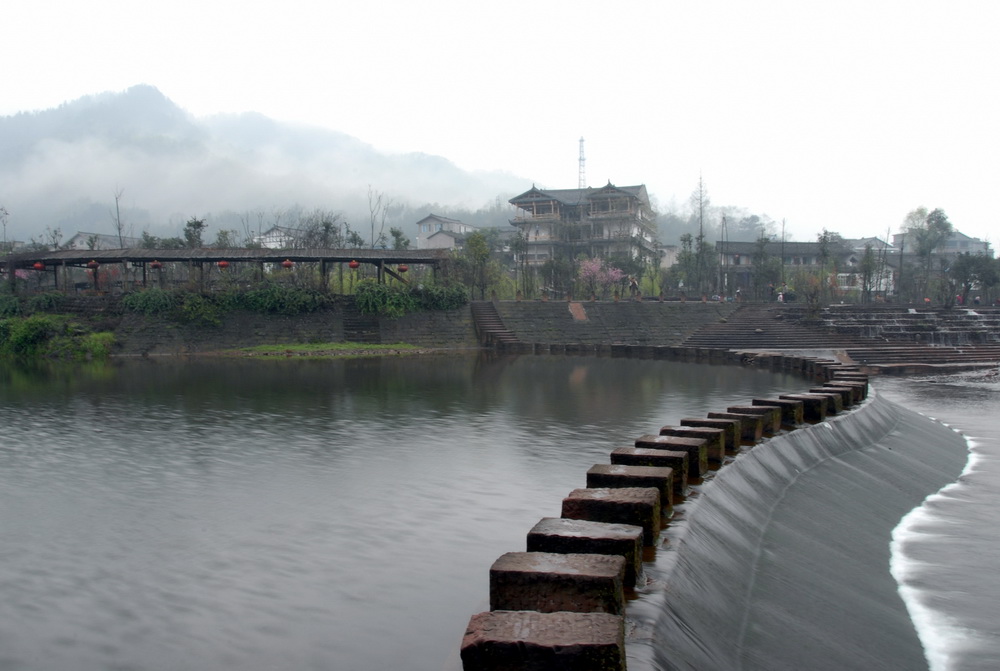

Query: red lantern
(397, 264), (408, 273)
(150, 260), (163, 270)
(218, 260), (230, 269)
(348, 259), (360, 269)
(32, 262), (45, 271)
(87, 260), (100, 270)
(281, 259), (294, 269)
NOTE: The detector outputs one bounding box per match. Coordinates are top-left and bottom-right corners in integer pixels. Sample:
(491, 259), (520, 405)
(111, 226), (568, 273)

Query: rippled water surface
(0, 354), (802, 671)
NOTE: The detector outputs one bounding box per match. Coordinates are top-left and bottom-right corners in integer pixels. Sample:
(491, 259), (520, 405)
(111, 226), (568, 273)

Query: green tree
(184, 217), (207, 248)
(904, 207), (952, 300)
(858, 244), (878, 303)
(948, 253), (999, 305)
(462, 231), (493, 299)
(389, 227), (411, 250)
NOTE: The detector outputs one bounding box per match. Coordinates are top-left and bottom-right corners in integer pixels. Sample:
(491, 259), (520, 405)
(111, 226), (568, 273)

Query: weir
(459, 349), (883, 669)
(650, 392), (968, 671)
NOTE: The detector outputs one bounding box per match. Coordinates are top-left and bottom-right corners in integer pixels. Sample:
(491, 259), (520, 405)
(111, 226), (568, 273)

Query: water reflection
(0, 354), (803, 671)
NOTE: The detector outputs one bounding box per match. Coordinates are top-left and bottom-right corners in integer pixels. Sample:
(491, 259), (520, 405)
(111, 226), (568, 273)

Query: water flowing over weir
(647, 393), (968, 671)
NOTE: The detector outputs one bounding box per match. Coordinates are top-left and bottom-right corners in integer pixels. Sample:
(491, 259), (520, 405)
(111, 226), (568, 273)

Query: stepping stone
(561, 487), (661, 545)
(461, 610), (625, 671)
(658, 426), (725, 462)
(633, 434), (708, 477)
(752, 398), (805, 426)
(527, 517), (644, 588)
(679, 417), (740, 451)
(586, 463), (674, 511)
(490, 551), (626, 614)
(610, 447), (688, 495)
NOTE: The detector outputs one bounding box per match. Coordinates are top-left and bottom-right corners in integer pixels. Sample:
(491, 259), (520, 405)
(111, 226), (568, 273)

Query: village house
(415, 214), (477, 251)
(508, 182), (658, 266)
(65, 231), (141, 250)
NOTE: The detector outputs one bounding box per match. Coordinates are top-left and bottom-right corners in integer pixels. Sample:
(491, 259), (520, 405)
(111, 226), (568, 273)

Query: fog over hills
(0, 85), (528, 243)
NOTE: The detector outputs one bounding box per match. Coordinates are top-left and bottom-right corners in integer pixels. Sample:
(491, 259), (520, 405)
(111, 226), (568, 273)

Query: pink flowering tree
(578, 258), (625, 299)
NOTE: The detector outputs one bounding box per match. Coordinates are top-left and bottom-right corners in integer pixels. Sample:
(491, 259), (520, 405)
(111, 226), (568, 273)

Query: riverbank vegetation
(0, 313), (115, 360)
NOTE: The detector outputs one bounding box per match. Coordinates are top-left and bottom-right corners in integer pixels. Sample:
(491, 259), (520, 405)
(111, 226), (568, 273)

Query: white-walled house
(415, 214), (477, 250)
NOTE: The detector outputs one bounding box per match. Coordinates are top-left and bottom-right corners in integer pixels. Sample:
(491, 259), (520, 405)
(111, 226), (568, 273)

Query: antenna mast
(578, 137), (586, 188)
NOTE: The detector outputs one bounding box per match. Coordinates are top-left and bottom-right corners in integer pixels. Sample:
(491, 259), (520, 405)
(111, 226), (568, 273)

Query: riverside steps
(633, 435), (709, 477)
(489, 552), (627, 615)
(657, 426), (726, 463)
(526, 518), (645, 588)
(462, 345), (870, 671)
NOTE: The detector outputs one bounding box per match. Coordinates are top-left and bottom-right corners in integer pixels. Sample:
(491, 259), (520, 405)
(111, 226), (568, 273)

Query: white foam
(890, 434), (984, 671)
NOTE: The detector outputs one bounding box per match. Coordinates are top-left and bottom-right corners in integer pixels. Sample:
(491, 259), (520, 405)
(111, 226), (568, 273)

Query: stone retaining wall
(459, 347), (868, 670)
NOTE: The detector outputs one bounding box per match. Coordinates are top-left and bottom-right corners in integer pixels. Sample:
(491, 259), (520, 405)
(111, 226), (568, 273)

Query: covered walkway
(3, 247), (451, 292)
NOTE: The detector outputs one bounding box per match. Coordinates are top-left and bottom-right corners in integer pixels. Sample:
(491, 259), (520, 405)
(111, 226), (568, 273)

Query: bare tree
(111, 187), (130, 248)
(367, 185), (393, 248)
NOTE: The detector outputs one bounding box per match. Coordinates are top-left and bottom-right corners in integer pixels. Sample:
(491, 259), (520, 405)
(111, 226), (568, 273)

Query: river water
(0, 354), (803, 671)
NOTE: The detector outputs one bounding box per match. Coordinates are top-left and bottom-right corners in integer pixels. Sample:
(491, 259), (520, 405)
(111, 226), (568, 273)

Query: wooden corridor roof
(4, 247), (451, 269)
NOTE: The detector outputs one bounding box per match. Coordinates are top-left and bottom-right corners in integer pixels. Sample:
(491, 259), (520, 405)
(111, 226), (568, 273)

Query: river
(0, 353), (803, 671)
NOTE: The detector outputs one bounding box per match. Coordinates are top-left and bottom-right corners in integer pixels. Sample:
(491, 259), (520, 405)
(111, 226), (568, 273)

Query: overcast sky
(4, 0), (998, 244)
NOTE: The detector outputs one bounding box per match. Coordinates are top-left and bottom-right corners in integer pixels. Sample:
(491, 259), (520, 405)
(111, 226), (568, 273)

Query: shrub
(230, 283), (329, 315)
(0, 294), (20, 318)
(355, 280), (417, 318)
(174, 293), (221, 327)
(0, 315), (62, 357)
(414, 283), (468, 311)
(26, 292), (65, 313)
(122, 288), (177, 315)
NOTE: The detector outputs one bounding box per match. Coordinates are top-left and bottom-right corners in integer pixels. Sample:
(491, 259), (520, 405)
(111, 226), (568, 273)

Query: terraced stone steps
(680, 304), (873, 350)
(470, 300), (519, 346)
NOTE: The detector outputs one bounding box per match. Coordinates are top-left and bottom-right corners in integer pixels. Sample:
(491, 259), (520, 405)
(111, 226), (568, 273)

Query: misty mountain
(0, 85), (527, 242)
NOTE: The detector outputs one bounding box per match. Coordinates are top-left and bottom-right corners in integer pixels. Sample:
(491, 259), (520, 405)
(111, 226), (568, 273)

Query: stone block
(586, 463), (673, 512)
(527, 517), (643, 588)
(679, 417), (740, 450)
(707, 411), (764, 441)
(461, 610), (625, 671)
(561, 487), (661, 545)
(823, 381), (866, 404)
(610, 447), (688, 495)
(657, 426), (725, 462)
(809, 390), (843, 413)
(726, 405), (781, 434)
(490, 551), (626, 614)
(633, 434), (708, 477)
(752, 398), (805, 426)
(812, 386), (852, 408)
(779, 394), (829, 422)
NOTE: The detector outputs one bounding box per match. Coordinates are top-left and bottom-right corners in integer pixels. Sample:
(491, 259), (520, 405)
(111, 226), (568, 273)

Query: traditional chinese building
(508, 182), (657, 266)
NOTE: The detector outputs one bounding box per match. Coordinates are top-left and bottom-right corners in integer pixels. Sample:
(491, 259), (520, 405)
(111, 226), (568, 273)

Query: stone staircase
(470, 300), (519, 347)
(342, 298), (380, 344)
